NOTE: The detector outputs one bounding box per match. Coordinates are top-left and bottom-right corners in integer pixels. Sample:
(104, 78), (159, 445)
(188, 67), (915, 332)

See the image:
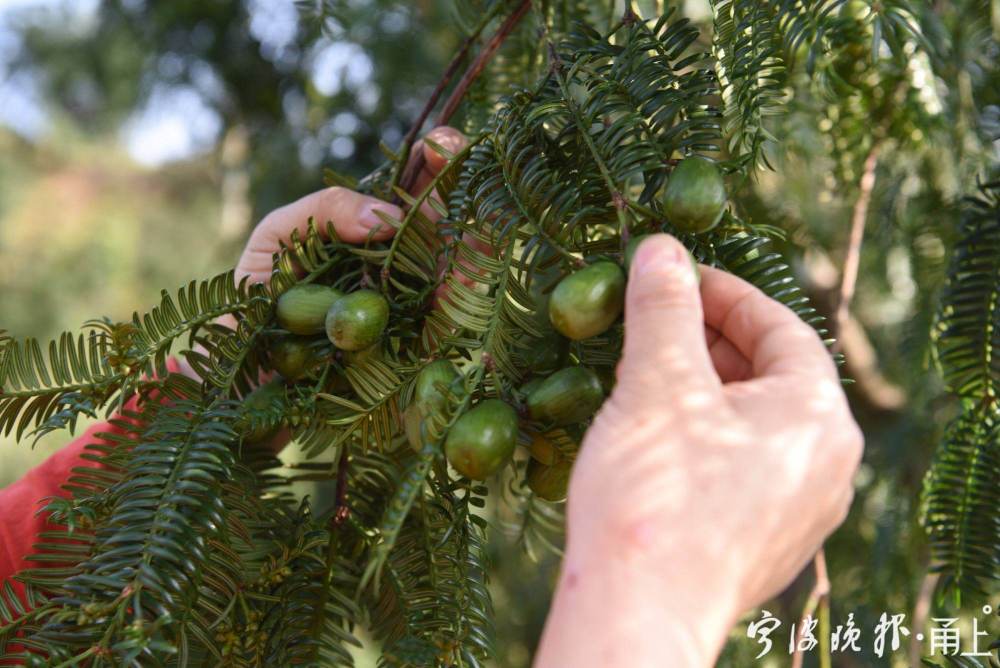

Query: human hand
(535, 234), (863, 667)
(176, 126), (468, 439)
(233, 126), (468, 286)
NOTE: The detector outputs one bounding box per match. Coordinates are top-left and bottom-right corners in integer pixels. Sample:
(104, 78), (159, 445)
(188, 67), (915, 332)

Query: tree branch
(791, 550), (831, 668)
(332, 442), (350, 527)
(397, 0), (533, 195)
(833, 143), (881, 351)
(909, 571), (940, 667)
(794, 143), (880, 668)
(388, 7), (501, 197)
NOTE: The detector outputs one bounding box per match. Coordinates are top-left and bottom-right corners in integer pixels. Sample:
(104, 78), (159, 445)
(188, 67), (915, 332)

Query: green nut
(662, 156), (727, 233)
(526, 458), (573, 502)
(526, 366), (604, 426)
(269, 336), (319, 380)
(548, 261), (626, 341)
(325, 290), (390, 352)
(276, 284), (343, 335)
(444, 399), (518, 480)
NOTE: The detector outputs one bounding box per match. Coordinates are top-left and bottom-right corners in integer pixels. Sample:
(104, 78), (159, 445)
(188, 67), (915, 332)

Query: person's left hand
(177, 126), (468, 430)
(235, 126), (468, 286)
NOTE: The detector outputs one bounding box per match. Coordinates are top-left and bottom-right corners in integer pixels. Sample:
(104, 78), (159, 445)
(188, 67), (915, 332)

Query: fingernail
(634, 236), (687, 278)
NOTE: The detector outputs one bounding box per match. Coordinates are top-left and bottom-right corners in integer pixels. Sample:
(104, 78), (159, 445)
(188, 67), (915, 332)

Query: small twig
(791, 550), (831, 668)
(332, 443), (350, 527)
(909, 571), (940, 667)
(397, 0), (533, 195)
(832, 143), (881, 352)
(793, 142), (881, 668)
(389, 8), (501, 198)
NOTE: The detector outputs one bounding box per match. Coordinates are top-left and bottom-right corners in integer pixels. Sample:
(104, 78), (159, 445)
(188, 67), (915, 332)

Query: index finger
(698, 265), (836, 380)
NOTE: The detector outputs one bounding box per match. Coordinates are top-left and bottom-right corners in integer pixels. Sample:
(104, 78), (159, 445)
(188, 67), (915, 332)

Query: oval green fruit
(520, 331), (568, 374)
(270, 337), (318, 380)
(444, 399), (518, 480)
(624, 234), (701, 283)
(414, 360), (460, 414)
(524, 427), (579, 466)
(526, 458), (573, 502)
(662, 156), (727, 233)
(548, 262), (626, 340)
(526, 366), (604, 426)
(325, 290), (390, 351)
(405, 360), (461, 452)
(403, 403), (425, 452)
(276, 284), (343, 335)
(519, 376), (546, 399)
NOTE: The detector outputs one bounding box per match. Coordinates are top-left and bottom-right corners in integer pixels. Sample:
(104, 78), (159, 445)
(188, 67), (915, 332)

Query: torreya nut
(325, 290), (390, 351)
(403, 403), (425, 452)
(405, 360), (461, 452)
(526, 429), (561, 466)
(624, 234), (701, 283)
(526, 458), (573, 502)
(661, 156), (727, 233)
(414, 359), (460, 415)
(269, 337), (319, 380)
(519, 331), (568, 374)
(525, 424), (582, 465)
(276, 284), (343, 335)
(548, 261), (626, 340)
(444, 399), (518, 480)
(526, 366), (604, 426)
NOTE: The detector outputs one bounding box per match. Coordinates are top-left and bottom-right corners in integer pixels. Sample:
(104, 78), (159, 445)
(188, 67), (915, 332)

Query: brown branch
(397, 0), (533, 195)
(832, 144), (881, 352)
(388, 11), (496, 198)
(332, 443), (351, 527)
(909, 571), (940, 667)
(791, 550), (831, 668)
(793, 144), (881, 668)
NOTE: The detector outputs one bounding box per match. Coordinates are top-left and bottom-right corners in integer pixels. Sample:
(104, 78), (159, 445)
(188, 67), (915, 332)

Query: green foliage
(2, 0), (1000, 665)
(923, 180), (1000, 605)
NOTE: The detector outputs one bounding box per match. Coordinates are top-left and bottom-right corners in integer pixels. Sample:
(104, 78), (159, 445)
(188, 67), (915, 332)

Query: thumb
(617, 234), (720, 401)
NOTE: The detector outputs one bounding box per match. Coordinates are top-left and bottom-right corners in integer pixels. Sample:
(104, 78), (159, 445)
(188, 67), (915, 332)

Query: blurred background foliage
(0, 0), (998, 665)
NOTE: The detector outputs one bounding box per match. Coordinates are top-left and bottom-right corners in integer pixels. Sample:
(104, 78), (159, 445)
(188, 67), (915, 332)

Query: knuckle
(321, 186), (351, 210)
(428, 126), (467, 148)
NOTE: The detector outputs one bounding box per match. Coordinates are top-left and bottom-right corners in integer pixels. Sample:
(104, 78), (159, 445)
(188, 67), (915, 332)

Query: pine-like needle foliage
(924, 180), (1000, 604)
(0, 0), (954, 664)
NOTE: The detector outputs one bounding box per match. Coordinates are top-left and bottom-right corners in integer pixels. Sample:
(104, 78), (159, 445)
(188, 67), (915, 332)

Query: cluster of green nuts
(275, 283), (390, 353)
(236, 283), (391, 444)
(403, 252), (625, 500)
(244, 155), (724, 498)
(400, 156), (725, 498)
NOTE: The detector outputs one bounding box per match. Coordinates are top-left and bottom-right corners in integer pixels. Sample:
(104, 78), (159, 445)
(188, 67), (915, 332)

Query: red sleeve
(0, 359), (182, 583)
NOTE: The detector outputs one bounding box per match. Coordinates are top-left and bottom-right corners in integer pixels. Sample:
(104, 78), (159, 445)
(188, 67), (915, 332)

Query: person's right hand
(536, 233), (864, 668)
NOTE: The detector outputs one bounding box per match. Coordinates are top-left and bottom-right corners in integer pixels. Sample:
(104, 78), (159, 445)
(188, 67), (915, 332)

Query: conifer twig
(794, 141), (880, 668)
(397, 0), (532, 195)
(791, 550), (830, 668)
(388, 6), (502, 196)
(909, 571), (940, 666)
(832, 143), (881, 351)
